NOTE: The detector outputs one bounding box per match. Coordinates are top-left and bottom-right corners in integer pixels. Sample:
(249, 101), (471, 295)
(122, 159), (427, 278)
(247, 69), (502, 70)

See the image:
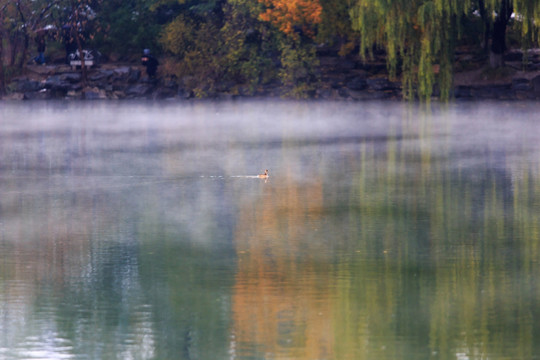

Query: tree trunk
(74, 28), (88, 85)
(0, 30), (4, 96)
(9, 33), (18, 66)
(477, 0), (490, 55)
(0, 3), (8, 96)
(18, 31), (29, 69)
(16, 0), (29, 69)
(71, 4), (87, 85)
(489, 0), (513, 68)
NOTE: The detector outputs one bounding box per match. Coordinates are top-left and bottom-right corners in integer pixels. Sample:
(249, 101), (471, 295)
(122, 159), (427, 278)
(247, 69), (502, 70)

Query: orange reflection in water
(230, 169), (335, 359)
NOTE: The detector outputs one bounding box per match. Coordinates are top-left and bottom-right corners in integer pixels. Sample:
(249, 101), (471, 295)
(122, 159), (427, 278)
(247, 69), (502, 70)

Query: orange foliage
(258, 0), (322, 38)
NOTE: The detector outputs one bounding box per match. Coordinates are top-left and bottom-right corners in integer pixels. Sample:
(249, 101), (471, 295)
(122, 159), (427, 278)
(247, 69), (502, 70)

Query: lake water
(0, 100), (539, 360)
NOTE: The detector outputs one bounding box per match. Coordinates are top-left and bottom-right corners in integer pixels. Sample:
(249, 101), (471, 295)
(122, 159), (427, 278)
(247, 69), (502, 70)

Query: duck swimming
(258, 169), (269, 179)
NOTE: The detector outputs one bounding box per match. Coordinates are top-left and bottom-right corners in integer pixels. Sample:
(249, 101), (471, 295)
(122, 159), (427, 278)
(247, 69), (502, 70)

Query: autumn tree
(158, 0), (231, 95)
(258, 0), (322, 39)
(257, 0), (323, 96)
(220, 0), (278, 91)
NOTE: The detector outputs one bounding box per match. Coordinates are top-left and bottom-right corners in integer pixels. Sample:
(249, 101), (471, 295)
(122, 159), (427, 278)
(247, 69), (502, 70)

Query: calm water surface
(0, 101), (539, 359)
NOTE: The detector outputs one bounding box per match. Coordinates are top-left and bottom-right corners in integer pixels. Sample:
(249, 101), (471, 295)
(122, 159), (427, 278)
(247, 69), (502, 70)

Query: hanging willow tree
(512, 0), (540, 48)
(349, 0), (539, 100)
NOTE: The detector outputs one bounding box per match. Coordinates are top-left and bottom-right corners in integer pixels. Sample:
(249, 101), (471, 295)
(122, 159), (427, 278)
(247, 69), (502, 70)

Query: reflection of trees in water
(0, 183), (158, 358)
(221, 116), (540, 359)
(338, 128), (540, 359)
(230, 170), (333, 360)
(2, 102), (540, 359)
(134, 177), (239, 360)
(136, 231), (236, 359)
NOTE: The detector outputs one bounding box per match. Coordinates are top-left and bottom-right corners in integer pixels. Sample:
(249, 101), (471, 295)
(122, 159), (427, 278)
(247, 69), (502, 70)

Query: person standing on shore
(62, 25), (77, 64)
(141, 49), (159, 78)
(34, 32), (46, 65)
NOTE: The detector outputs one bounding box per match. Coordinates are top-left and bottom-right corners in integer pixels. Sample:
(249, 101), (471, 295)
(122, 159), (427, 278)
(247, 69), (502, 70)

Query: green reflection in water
(329, 111), (540, 360)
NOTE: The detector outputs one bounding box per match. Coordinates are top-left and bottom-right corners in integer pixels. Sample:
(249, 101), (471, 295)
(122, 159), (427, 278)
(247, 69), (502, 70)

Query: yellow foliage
(159, 15), (193, 56)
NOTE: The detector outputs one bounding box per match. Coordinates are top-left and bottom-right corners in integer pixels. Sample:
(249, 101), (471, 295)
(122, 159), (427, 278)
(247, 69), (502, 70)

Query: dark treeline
(0, 0), (538, 99)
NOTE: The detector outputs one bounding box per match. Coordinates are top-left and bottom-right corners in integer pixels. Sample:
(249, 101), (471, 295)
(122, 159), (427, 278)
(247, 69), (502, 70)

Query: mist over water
(0, 100), (539, 359)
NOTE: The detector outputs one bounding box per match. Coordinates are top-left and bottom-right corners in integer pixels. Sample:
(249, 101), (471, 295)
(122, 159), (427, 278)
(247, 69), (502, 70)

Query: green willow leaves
(350, 0), (539, 99)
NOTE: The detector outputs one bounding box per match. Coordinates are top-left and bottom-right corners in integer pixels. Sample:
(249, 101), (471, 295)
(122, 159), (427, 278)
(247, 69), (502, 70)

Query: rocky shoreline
(3, 51), (540, 101)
